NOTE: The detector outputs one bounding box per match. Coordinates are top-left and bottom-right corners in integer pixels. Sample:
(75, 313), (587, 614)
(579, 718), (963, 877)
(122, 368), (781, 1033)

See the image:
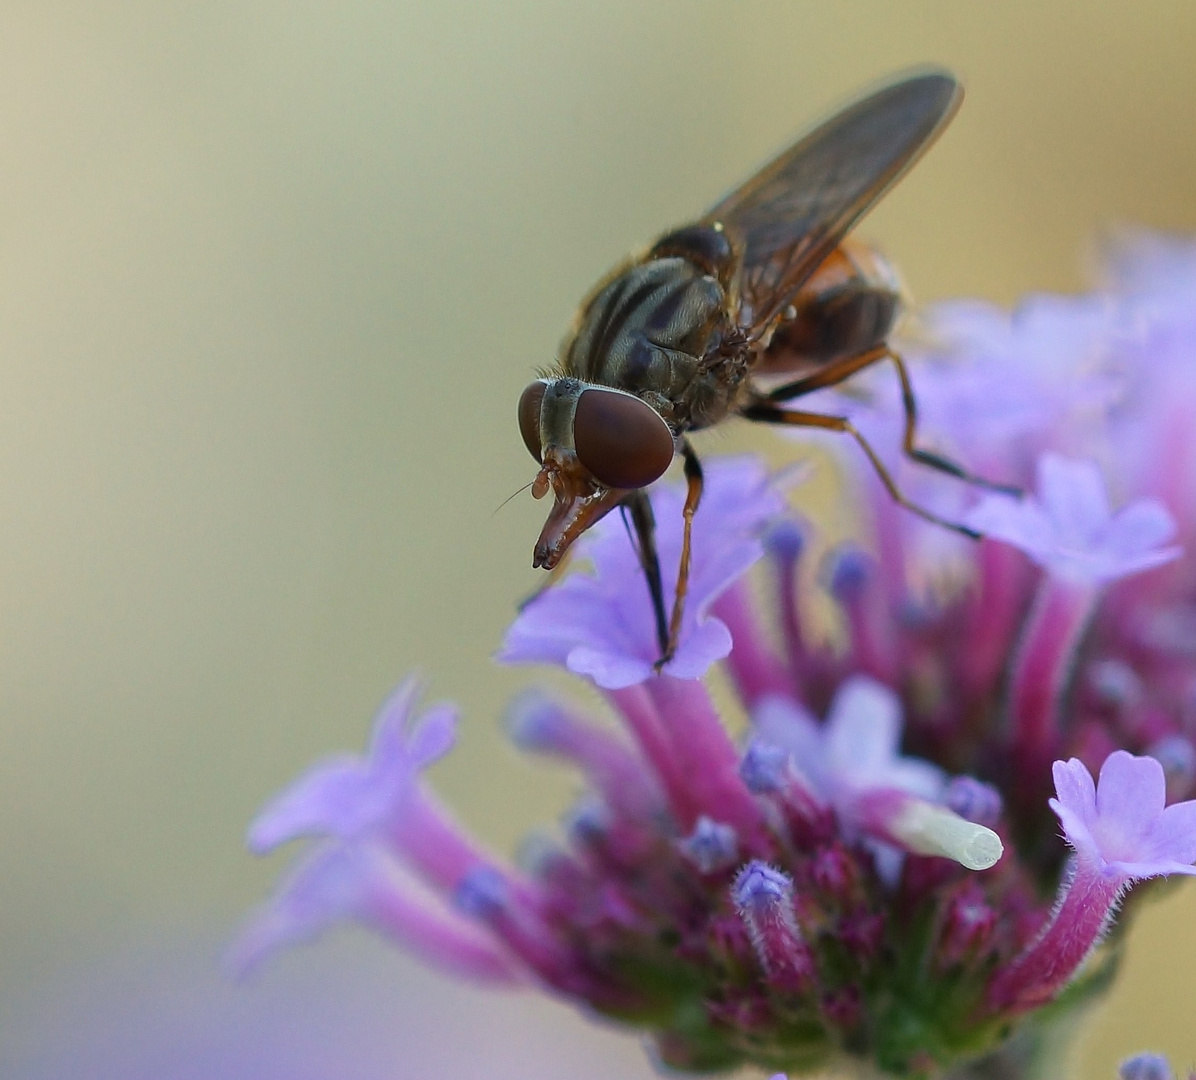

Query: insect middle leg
(764, 345), (1020, 496)
(742, 401), (981, 540)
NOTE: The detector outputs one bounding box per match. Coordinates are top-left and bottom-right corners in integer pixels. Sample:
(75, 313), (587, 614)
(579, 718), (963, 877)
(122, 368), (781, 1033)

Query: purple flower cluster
(239, 232), (1196, 1078)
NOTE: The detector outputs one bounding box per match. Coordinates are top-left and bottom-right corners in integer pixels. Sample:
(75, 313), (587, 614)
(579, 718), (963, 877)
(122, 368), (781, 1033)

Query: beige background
(2, 3), (1195, 1076)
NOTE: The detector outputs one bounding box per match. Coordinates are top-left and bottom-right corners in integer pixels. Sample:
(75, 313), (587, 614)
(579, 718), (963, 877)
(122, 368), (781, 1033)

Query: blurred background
(2, 2), (1196, 1076)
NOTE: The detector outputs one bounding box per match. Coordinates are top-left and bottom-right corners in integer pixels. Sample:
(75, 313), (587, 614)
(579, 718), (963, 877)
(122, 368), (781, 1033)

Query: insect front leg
(623, 492), (670, 658)
(742, 400), (981, 540)
(656, 440), (704, 671)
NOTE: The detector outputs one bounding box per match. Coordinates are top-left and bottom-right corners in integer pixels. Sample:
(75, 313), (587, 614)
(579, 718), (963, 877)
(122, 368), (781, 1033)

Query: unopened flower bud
(453, 866), (508, 920)
(679, 816), (739, 874)
(564, 797), (610, 847)
(938, 882), (997, 967)
(765, 521), (805, 562)
(838, 911), (884, 963)
(826, 546), (872, 601)
(733, 862), (814, 992)
(740, 740), (789, 793)
(943, 776), (1004, 826)
(810, 844), (859, 904)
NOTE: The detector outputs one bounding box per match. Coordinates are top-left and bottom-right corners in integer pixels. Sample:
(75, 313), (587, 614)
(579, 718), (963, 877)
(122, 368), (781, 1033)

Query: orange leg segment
(743, 400), (982, 540)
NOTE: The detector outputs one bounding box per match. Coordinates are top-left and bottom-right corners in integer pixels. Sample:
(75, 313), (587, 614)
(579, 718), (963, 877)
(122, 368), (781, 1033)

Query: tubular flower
(241, 231), (1196, 1079)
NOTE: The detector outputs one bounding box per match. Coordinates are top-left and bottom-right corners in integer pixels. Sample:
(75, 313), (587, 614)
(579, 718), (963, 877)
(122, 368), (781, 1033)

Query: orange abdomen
(756, 239), (903, 377)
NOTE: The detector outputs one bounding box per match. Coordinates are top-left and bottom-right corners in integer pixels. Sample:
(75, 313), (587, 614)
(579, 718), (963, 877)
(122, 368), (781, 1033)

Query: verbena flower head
(240, 231), (1196, 1079)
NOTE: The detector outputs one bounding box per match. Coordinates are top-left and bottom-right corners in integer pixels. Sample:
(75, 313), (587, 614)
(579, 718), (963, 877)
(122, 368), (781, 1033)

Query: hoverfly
(517, 69), (1012, 666)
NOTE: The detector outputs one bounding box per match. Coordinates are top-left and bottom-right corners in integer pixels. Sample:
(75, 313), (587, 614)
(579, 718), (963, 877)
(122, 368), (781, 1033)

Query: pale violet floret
(230, 841), (522, 984)
(989, 750), (1196, 1012)
(752, 676), (945, 812)
(498, 457), (787, 688)
(247, 677), (456, 853)
(784, 293), (1126, 475)
(967, 454), (1181, 585)
(909, 295), (1128, 457)
(752, 678), (1001, 873)
(1102, 228), (1196, 317)
(1051, 751), (1196, 880)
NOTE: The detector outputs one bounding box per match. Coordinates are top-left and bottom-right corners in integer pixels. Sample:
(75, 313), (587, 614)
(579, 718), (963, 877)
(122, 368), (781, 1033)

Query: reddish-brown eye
(518, 381), (547, 462)
(573, 388), (674, 489)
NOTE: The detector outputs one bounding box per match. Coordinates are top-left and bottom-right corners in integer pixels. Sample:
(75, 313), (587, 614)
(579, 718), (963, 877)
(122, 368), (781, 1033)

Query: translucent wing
(705, 70), (962, 338)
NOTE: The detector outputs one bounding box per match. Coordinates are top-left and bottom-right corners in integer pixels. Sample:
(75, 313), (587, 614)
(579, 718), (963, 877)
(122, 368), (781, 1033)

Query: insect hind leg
(743, 401), (981, 540)
(883, 348), (1021, 496)
(763, 345), (1020, 498)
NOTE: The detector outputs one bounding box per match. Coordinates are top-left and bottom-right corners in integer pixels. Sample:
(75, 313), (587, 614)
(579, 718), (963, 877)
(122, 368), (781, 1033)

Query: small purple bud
(515, 831), (566, 876)
(826, 546), (872, 601)
(733, 861), (813, 992)
(1147, 733), (1196, 799)
(734, 861), (790, 912)
(765, 520), (805, 562)
(809, 844), (859, 903)
(938, 882), (997, 968)
(1120, 1054), (1175, 1080)
(943, 776), (1004, 826)
(740, 740), (788, 794)
(565, 797), (611, 846)
(453, 865), (508, 920)
(838, 910), (884, 962)
(679, 816), (739, 874)
(504, 690), (563, 749)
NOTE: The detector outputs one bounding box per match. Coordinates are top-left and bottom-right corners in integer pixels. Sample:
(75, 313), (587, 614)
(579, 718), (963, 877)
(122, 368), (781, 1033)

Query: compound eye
(573, 388), (674, 490)
(518, 381), (547, 462)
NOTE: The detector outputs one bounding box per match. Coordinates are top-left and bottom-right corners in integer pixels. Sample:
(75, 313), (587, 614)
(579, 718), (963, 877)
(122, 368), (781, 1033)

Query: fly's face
(517, 377), (675, 569)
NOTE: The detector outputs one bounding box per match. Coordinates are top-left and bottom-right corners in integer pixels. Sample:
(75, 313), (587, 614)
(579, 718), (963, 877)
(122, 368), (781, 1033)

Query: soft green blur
(2, 2), (1195, 1075)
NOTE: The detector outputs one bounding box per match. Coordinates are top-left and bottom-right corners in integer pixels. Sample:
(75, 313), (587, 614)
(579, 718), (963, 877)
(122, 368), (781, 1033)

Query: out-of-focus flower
(241, 231), (1196, 1079)
(247, 679), (455, 851)
(966, 454), (1179, 586)
(1120, 1053), (1181, 1080)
